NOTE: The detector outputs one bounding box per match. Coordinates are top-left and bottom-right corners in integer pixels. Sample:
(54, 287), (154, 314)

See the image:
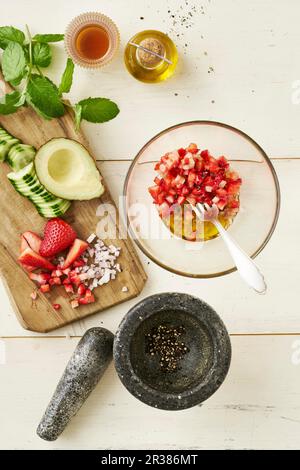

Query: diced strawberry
(148, 185), (161, 202)
(77, 284), (86, 296)
(200, 149), (210, 160)
(18, 248), (56, 271)
(166, 195), (175, 205)
(71, 300), (79, 309)
(62, 239), (89, 269)
(49, 277), (61, 286)
(39, 218), (77, 258)
(20, 231), (42, 254)
(29, 272), (51, 285)
(52, 303), (61, 310)
(30, 291), (37, 300)
(187, 143), (198, 154)
(73, 260), (85, 268)
(173, 174), (185, 187)
(187, 171), (196, 188)
(218, 156), (229, 168)
(182, 186), (190, 196)
(70, 274), (82, 287)
(78, 294), (95, 305)
(227, 181), (241, 195)
(64, 284), (74, 294)
(178, 148), (187, 158)
(63, 277), (71, 285)
(154, 176), (161, 186)
(217, 198), (227, 210)
(51, 269), (63, 277)
(62, 268), (71, 276)
(40, 284), (50, 293)
(177, 196), (186, 205)
(195, 158), (204, 171)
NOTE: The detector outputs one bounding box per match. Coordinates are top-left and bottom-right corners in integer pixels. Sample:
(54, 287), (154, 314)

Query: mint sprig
(0, 25), (120, 130)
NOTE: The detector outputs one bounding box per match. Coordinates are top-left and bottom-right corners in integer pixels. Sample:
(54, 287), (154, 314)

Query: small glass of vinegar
(65, 12), (120, 69)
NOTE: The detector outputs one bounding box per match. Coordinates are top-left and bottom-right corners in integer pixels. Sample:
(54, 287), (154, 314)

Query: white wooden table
(1, 0), (300, 450)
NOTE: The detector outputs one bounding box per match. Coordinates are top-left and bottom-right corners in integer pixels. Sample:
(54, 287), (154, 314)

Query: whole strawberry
(39, 218), (77, 257)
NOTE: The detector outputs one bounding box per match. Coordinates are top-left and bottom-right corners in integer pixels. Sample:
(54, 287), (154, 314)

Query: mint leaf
(1, 42), (27, 83)
(33, 34), (64, 43)
(74, 104), (82, 131)
(0, 91), (24, 115)
(0, 26), (25, 49)
(33, 42), (52, 68)
(26, 74), (65, 119)
(78, 97), (120, 124)
(59, 58), (74, 95)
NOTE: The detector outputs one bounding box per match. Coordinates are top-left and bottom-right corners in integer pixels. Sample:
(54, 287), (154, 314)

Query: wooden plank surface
(1, 335), (300, 450)
(0, 0), (299, 451)
(0, 73), (146, 333)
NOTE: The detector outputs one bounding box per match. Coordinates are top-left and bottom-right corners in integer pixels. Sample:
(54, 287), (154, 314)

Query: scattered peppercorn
(145, 324), (189, 373)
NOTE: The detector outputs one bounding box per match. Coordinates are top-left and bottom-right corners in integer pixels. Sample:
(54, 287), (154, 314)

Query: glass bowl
(124, 121), (280, 278)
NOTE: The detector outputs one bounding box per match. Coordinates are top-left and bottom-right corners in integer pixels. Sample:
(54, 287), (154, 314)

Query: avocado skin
(37, 327), (114, 441)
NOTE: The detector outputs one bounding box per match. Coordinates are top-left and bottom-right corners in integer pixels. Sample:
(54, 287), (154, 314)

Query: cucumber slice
(0, 127), (20, 161)
(7, 143), (36, 171)
(0, 137), (20, 161)
(7, 162), (71, 218)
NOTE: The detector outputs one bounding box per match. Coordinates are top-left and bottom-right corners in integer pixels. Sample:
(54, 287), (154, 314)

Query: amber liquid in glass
(75, 25), (110, 60)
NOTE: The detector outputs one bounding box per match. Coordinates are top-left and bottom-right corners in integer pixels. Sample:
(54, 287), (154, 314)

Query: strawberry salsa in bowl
(124, 121), (280, 277)
(148, 143), (242, 241)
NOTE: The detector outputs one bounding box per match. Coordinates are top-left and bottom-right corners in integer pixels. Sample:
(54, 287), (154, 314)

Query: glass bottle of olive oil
(124, 30), (178, 83)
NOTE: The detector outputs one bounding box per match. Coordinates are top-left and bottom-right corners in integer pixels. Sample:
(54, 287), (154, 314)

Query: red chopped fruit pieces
(71, 300), (79, 309)
(20, 231), (42, 253)
(62, 239), (89, 269)
(49, 277), (62, 286)
(148, 143), (242, 215)
(52, 303), (61, 310)
(64, 284), (74, 294)
(39, 218), (77, 257)
(40, 284), (50, 293)
(18, 248), (56, 271)
(77, 284), (86, 296)
(29, 272), (51, 285)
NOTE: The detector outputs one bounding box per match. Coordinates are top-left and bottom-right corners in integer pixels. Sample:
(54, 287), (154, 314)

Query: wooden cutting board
(0, 72), (147, 333)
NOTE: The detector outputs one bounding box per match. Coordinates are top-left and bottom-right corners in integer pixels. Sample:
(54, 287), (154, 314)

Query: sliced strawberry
(29, 272), (51, 285)
(39, 218), (77, 258)
(178, 148), (186, 158)
(40, 284), (50, 293)
(19, 248), (56, 271)
(21, 263), (36, 272)
(62, 239), (89, 269)
(52, 303), (61, 310)
(20, 231), (42, 254)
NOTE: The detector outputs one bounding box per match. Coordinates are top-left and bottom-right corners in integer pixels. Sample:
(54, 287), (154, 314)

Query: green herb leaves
(0, 91), (25, 115)
(27, 75), (65, 119)
(0, 26), (25, 49)
(32, 34), (64, 43)
(0, 25), (120, 130)
(2, 42), (26, 82)
(33, 42), (51, 68)
(58, 58), (74, 95)
(78, 98), (120, 124)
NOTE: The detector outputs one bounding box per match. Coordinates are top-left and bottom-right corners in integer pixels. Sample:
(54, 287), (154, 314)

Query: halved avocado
(35, 138), (105, 200)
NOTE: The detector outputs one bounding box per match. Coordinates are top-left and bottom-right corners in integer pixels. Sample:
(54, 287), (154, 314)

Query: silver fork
(193, 202), (267, 294)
